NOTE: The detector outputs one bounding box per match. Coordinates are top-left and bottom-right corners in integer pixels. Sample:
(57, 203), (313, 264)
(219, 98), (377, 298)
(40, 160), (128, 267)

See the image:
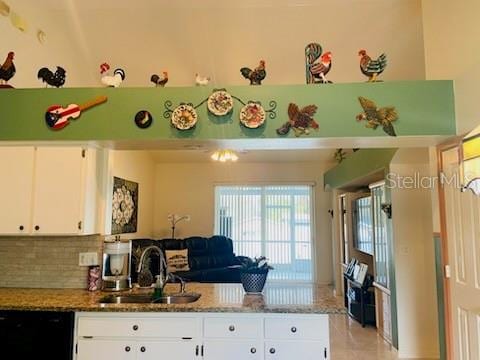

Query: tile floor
(330, 315), (436, 360)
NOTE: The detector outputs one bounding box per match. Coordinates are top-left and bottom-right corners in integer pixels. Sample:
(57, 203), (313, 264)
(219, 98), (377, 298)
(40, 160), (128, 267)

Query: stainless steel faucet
(136, 245), (186, 293)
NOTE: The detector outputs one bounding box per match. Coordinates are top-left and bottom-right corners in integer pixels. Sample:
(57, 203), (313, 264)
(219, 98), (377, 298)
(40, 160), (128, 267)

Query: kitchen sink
(99, 293), (201, 304)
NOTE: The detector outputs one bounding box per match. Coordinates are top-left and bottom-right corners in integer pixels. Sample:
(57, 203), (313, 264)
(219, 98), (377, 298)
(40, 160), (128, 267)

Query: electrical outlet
(79, 252), (99, 266)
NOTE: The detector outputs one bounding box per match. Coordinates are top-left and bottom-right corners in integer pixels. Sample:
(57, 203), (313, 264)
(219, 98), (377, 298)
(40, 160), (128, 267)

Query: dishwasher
(0, 310), (75, 359)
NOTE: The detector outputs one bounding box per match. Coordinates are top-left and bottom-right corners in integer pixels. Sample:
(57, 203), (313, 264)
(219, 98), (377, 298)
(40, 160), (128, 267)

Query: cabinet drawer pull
(132, 325), (139, 331)
(196, 345), (199, 356)
(125, 346), (131, 352)
(250, 347), (257, 354)
(291, 326), (297, 333)
(34, 225), (40, 231)
(269, 348), (276, 354)
(19, 225), (24, 231)
(140, 346), (146, 352)
(228, 325), (235, 332)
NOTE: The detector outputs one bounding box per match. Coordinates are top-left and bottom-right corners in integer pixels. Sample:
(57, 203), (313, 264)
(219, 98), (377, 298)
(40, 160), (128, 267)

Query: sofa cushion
(165, 249), (190, 272)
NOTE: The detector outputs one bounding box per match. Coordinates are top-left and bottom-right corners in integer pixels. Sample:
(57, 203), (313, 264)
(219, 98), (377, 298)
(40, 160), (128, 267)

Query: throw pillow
(165, 249), (190, 272)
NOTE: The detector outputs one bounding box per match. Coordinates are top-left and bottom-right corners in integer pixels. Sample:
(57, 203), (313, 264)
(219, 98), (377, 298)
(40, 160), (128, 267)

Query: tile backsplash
(0, 235), (103, 288)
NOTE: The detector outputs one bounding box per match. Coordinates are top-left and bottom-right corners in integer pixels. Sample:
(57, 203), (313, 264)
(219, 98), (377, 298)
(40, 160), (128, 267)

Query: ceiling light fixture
(211, 149), (239, 162)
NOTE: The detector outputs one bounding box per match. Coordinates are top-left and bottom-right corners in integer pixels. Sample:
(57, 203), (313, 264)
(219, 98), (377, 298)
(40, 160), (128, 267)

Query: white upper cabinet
(0, 147), (35, 234)
(0, 146), (98, 236)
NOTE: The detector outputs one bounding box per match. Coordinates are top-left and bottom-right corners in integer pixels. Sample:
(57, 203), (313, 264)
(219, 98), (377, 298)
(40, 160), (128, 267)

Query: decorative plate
(239, 102), (266, 128)
(207, 90), (234, 116)
(134, 110), (153, 129)
(171, 104), (198, 130)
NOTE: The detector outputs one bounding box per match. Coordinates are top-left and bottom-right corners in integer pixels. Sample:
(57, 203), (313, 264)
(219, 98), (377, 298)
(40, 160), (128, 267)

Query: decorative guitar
(45, 95), (108, 130)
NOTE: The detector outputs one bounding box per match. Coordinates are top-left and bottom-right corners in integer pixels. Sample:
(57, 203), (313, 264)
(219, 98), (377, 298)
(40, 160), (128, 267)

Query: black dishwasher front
(0, 310), (75, 360)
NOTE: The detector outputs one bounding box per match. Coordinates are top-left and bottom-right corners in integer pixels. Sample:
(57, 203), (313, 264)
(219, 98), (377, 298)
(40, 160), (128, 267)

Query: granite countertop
(0, 283), (345, 314)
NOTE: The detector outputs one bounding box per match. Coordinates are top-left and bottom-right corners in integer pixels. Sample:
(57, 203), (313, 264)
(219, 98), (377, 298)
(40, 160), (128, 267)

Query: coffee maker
(102, 237), (132, 291)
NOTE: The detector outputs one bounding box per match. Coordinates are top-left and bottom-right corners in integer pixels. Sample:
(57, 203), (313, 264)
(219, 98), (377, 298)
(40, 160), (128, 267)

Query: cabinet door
(137, 340), (198, 360)
(265, 341), (329, 360)
(0, 147), (34, 234)
(32, 147), (86, 235)
(204, 340), (262, 360)
(77, 339), (136, 360)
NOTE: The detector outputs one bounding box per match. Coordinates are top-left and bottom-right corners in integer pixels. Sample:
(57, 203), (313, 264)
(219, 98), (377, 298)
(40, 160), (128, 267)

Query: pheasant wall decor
(305, 43), (333, 84)
(358, 49), (387, 82)
(356, 97), (398, 136)
(276, 103), (319, 137)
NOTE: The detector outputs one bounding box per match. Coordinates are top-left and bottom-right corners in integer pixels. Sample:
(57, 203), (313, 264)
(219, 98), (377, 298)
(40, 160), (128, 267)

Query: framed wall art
(111, 176), (138, 234)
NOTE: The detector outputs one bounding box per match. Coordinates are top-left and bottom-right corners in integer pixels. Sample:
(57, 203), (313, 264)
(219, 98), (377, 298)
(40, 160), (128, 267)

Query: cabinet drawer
(204, 340), (263, 359)
(264, 316), (328, 340)
(204, 317), (262, 338)
(78, 316), (200, 338)
(265, 340), (329, 360)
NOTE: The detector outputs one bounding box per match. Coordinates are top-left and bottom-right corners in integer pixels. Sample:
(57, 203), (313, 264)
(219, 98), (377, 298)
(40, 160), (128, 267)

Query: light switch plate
(79, 252), (99, 266)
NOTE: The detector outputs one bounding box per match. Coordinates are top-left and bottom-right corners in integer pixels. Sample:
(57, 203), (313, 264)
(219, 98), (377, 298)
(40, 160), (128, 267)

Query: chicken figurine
(0, 51), (16, 88)
(276, 103), (319, 137)
(305, 43), (333, 84)
(195, 73), (210, 86)
(358, 49), (387, 82)
(240, 60), (266, 85)
(37, 66), (66, 88)
(150, 71), (168, 87)
(100, 63), (125, 87)
(356, 97), (398, 136)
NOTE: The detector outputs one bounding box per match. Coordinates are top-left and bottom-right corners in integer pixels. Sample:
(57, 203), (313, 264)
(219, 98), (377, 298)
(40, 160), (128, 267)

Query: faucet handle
(168, 273), (186, 293)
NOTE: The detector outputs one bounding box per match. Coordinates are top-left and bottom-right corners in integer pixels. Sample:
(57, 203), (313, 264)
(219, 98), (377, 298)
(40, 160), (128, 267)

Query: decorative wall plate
(207, 90), (233, 116)
(171, 104), (198, 130)
(134, 110), (153, 129)
(239, 102), (266, 128)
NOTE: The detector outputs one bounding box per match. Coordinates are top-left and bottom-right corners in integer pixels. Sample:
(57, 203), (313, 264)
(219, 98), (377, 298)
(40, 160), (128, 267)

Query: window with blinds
(214, 185), (314, 282)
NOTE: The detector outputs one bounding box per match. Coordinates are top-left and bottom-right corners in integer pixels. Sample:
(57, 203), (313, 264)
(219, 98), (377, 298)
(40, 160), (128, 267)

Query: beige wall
(423, 0), (480, 134)
(390, 149), (439, 358)
(105, 150), (156, 239)
(2, 0), (426, 87)
(153, 161), (334, 284)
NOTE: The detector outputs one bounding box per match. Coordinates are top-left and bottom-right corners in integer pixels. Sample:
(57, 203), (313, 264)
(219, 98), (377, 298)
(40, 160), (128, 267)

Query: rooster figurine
(240, 60), (266, 85)
(305, 43), (332, 84)
(150, 71), (168, 87)
(356, 97), (398, 136)
(100, 63), (125, 87)
(37, 66), (66, 88)
(195, 73), (210, 86)
(276, 103), (319, 137)
(0, 51), (16, 88)
(358, 49), (387, 82)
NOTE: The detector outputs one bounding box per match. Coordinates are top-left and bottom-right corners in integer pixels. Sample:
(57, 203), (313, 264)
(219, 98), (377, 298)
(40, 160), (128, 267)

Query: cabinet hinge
(78, 221), (82, 230)
(324, 347), (327, 358)
(81, 149), (86, 158)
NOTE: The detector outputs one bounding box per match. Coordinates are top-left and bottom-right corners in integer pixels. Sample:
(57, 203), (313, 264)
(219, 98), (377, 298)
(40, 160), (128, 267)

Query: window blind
(214, 185), (314, 282)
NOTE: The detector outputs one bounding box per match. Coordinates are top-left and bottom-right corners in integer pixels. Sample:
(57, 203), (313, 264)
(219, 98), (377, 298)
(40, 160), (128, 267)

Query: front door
(441, 147), (480, 360)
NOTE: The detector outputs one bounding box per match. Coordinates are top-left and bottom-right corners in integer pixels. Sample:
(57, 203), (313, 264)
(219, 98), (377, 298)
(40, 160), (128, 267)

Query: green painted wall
(0, 81), (454, 141)
(323, 148), (398, 189)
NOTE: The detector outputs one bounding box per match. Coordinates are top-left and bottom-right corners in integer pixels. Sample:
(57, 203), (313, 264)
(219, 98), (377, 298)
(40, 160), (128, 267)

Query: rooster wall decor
(150, 72), (169, 87)
(100, 63), (125, 87)
(37, 66), (66, 88)
(305, 43), (333, 84)
(240, 60), (266, 85)
(356, 97), (398, 137)
(358, 49), (387, 82)
(276, 103), (319, 137)
(0, 51), (15, 88)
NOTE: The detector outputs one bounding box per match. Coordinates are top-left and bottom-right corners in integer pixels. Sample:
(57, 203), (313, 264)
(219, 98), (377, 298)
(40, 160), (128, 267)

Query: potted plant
(239, 256), (273, 294)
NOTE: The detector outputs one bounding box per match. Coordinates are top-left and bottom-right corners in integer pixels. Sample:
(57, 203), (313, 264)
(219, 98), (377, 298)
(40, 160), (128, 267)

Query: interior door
(442, 147), (480, 360)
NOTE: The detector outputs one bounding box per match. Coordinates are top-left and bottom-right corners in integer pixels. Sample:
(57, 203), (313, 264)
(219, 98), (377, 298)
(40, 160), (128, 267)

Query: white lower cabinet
(75, 313), (330, 360)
